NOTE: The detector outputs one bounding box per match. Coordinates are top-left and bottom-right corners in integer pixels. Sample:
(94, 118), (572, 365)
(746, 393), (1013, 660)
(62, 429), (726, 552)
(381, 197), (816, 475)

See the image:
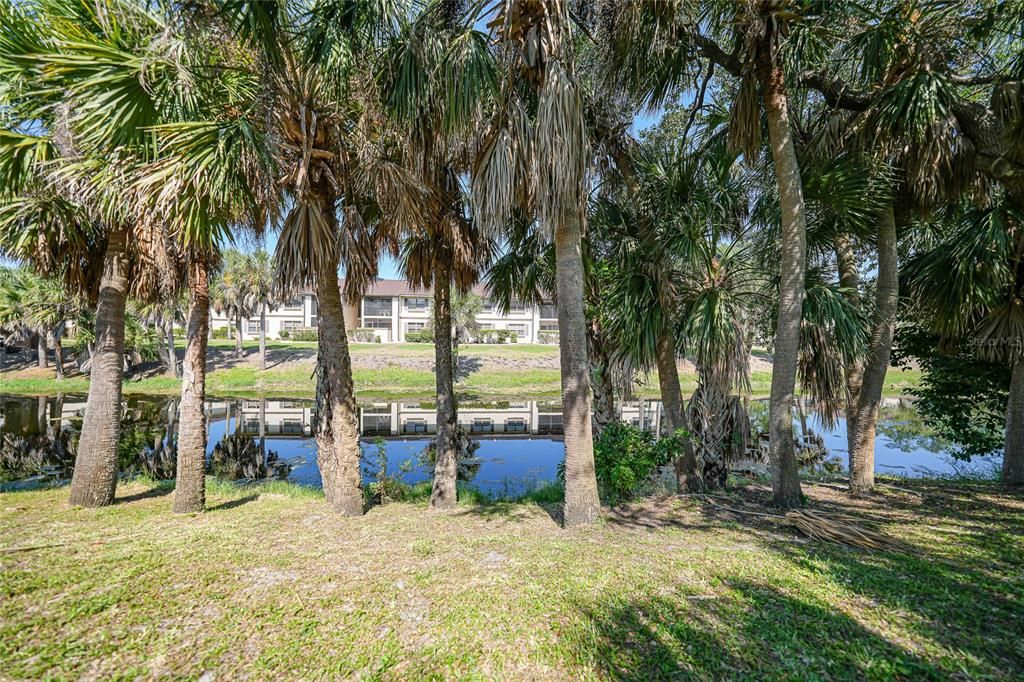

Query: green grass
(1, 478), (1021, 679)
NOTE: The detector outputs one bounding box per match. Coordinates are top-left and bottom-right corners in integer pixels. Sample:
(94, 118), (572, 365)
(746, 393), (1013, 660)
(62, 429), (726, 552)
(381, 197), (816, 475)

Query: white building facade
(209, 278), (559, 344)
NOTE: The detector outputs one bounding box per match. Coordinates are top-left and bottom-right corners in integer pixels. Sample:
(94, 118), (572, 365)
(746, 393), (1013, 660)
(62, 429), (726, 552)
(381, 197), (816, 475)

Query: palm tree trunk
(849, 202), (900, 493)
(656, 326), (697, 491)
(834, 232), (863, 457)
(53, 334), (64, 381)
(36, 335), (47, 369)
(555, 210), (600, 526)
(69, 226), (129, 507)
(259, 304), (267, 371)
(430, 258), (458, 510)
(174, 258), (211, 513)
(259, 398), (267, 470)
(1003, 360), (1024, 485)
(165, 318), (180, 378)
(761, 53), (805, 509)
(234, 313), (243, 360)
(588, 325), (617, 436)
(315, 260), (363, 515)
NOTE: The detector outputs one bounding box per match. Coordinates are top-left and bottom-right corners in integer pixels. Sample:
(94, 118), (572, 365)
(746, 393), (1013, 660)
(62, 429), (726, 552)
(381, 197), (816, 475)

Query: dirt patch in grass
(2, 479), (1021, 679)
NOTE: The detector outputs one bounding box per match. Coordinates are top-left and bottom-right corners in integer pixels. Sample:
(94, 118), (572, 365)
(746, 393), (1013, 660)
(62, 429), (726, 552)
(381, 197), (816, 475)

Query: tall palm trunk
(834, 232), (863, 458)
(69, 226), (129, 507)
(165, 318), (180, 378)
(761, 52), (805, 509)
(174, 258), (211, 513)
(1004, 360), (1024, 485)
(315, 252), (363, 515)
(234, 313), (243, 359)
(53, 332), (64, 381)
(430, 257), (458, 509)
(656, 326), (697, 491)
(848, 202), (900, 493)
(555, 210), (600, 526)
(259, 398), (267, 470)
(259, 304), (267, 371)
(36, 336), (47, 369)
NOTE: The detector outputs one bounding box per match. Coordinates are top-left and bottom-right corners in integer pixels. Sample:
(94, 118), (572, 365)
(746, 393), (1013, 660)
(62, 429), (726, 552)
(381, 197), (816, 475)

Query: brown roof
(338, 278), (490, 298)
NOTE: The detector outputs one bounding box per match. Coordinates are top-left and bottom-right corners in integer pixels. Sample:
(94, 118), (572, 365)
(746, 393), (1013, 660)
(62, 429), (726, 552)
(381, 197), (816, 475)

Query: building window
(283, 297), (303, 311)
(244, 418), (261, 434)
(479, 322), (494, 330)
(404, 297), (428, 312)
(282, 320), (301, 331)
(362, 414), (391, 436)
(507, 323), (528, 338)
(282, 419), (304, 434)
(539, 302), (557, 319)
(537, 414), (563, 434)
(539, 322), (559, 332)
(243, 400), (261, 410)
(406, 321), (426, 332)
(247, 320), (262, 334)
(481, 298), (494, 312)
(364, 318), (392, 330)
(364, 297), (392, 317)
(505, 418), (527, 433)
(508, 300), (526, 313)
(403, 419), (428, 434)
(471, 418), (493, 433)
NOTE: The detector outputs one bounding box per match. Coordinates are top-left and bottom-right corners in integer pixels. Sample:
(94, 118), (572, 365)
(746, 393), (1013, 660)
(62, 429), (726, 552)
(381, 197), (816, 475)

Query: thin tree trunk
(430, 257), (458, 510)
(555, 210), (600, 526)
(234, 313), (243, 360)
(165, 318), (180, 378)
(1003, 360), (1024, 485)
(315, 257), (363, 516)
(53, 334), (64, 381)
(849, 201), (900, 493)
(656, 327), (697, 491)
(36, 335), (47, 369)
(834, 232), (863, 457)
(259, 398), (267, 471)
(174, 259), (211, 513)
(761, 52), (805, 509)
(259, 304), (267, 371)
(69, 226), (129, 507)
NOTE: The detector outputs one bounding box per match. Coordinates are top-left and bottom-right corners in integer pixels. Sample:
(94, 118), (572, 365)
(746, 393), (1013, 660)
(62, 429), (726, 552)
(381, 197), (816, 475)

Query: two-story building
(210, 278), (560, 344)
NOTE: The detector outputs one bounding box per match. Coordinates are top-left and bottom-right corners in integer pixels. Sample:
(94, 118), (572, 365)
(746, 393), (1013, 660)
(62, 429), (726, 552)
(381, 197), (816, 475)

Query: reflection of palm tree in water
(210, 430), (284, 482)
(421, 428), (482, 485)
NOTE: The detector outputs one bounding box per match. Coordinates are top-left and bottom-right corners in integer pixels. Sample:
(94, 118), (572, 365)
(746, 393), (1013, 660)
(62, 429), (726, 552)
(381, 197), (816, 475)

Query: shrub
(211, 327), (228, 339)
(476, 329), (518, 344)
(287, 328), (317, 342)
(588, 422), (680, 504)
(405, 329), (434, 343)
(538, 331), (559, 344)
(278, 329), (290, 339)
(350, 328), (378, 343)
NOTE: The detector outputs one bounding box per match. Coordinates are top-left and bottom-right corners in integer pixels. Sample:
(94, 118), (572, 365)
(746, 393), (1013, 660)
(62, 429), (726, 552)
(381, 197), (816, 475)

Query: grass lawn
(1, 478), (1021, 679)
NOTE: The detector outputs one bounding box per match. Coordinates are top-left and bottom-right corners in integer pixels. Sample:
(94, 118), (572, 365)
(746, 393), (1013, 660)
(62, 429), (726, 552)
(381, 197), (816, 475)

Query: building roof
(338, 278), (491, 298)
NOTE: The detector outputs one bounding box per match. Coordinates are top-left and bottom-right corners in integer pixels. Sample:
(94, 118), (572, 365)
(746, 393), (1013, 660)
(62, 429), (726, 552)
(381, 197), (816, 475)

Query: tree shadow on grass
(454, 355), (483, 382)
(116, 484), (173, 503)
(564, 580), (939, 680)
(208, 493), (260, 512)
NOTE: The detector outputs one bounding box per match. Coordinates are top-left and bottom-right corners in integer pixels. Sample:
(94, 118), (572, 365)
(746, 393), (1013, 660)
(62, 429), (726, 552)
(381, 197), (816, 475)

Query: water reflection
(0, 393), (1004, 493)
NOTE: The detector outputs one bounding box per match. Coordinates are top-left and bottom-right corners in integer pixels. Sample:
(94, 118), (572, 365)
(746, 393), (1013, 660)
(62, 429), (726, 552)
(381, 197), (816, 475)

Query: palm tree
(0, 268), (82, 379)
(0, 0), (188, 507)
(380, 0), (496, 510)
(239, 250), (276, 371)
(904, 202), (1024, 485)
(212, 251), (252, 361)
(474, 0), (600, 526)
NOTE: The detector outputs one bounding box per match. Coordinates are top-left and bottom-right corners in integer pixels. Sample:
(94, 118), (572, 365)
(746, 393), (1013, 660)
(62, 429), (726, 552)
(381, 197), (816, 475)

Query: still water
(0, 394), (1003, 495)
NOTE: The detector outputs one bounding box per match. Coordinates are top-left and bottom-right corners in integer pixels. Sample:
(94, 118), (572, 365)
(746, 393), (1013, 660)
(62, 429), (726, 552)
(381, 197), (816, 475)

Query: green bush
(405, 329), (434, 343)
(537, 331), (559, 344)
(211, 327), (228, 339)
(587, 422), (681, 504)
(476, 329), (518, 344)
(287, 328), (317, 342)
(350, 328), (378, 343)
(278, 329), (289, 339)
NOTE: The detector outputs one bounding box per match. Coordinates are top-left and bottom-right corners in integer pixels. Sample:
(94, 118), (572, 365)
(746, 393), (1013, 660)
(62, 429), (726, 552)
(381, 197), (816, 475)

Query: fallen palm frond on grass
(703, 497), (906, 552)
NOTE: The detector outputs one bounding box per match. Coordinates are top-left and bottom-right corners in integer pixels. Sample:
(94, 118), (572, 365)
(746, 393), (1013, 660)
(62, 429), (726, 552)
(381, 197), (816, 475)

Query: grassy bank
(0, 365), (924, 400)
(1, 478), (1021, 679)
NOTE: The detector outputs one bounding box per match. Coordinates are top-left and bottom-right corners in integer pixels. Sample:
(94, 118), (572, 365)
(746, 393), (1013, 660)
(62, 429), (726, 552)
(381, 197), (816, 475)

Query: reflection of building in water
(210, 398), (670, 439)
